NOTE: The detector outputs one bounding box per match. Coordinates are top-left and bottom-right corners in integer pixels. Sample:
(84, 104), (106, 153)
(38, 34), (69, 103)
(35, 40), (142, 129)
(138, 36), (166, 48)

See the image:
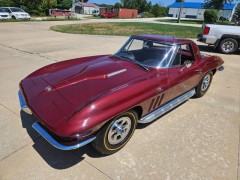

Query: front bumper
(32, 122), (96, 150)
(18, 90), (28, 109)
(18, 90), (96, 150)
(0, 16), (11, 20)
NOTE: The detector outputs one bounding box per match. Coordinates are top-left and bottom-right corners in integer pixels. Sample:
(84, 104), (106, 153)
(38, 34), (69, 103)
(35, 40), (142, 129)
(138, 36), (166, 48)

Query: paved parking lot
(0, 21), (239, 179)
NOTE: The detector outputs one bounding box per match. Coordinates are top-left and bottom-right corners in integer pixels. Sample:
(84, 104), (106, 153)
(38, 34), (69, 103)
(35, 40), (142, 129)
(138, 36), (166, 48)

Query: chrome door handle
(195, 69), (202, 73)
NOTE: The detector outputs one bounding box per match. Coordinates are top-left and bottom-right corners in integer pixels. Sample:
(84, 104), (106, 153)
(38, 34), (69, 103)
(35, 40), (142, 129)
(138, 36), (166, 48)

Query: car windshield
(10, 8), (24, 12)
(115, 37), (176, 68)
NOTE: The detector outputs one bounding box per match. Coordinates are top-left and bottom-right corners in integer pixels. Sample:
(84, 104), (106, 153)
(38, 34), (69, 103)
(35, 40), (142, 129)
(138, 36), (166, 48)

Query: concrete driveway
(0, 21), (239, 180)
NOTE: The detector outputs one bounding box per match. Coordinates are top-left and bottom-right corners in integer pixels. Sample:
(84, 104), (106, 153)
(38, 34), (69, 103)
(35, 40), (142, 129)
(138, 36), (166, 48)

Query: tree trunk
(177, 0), (184, 23)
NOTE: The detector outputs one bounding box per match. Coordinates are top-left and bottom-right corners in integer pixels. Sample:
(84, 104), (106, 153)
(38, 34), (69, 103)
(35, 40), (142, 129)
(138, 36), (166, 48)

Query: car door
(168, 43), (202, 99)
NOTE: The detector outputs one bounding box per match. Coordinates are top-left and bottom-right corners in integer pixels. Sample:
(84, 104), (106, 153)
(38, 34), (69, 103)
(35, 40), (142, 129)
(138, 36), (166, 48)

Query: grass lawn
(156, 19), (233, 25)
(50, 22), (202, 38)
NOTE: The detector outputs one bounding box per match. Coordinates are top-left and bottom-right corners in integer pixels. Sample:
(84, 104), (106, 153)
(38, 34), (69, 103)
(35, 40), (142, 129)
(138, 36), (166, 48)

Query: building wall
(83, 7), (97, 14)
(118, 8), (137, 18)
(196, 9), (205, 19)
(100, 8), (137, 18)
(168, 8), (178, 18)
(168, 7), (233, 20)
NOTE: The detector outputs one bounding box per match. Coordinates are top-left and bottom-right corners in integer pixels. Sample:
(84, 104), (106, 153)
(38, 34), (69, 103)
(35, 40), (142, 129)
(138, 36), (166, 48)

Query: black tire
(218, 38), (238, 54)
(195, 71), (213, 98)
(12, 16), (16, 20)
(92, 110), (137, 155)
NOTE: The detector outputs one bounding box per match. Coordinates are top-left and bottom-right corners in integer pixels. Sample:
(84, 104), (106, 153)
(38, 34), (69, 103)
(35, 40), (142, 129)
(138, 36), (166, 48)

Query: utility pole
(177, 0), (184, 23)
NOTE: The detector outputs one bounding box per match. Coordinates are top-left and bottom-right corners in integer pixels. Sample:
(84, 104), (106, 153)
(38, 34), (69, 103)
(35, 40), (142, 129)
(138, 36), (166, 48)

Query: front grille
(1, 15), (8, 17)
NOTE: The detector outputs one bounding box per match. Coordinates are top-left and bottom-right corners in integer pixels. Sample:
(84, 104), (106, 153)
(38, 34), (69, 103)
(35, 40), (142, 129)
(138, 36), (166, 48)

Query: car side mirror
(184, 60), (192, 68)
(181, 60), (192, 71)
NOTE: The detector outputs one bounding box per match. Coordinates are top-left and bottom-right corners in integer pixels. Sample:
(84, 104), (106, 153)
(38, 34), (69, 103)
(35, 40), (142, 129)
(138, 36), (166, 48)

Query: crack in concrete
(84, 159), (113, 180)
(0, 103), (41, 161)
(0, 102), (113, 179)
(0, 136), (41, 162)
(0, 43), (56, 62)
(0, 102), (20, 118)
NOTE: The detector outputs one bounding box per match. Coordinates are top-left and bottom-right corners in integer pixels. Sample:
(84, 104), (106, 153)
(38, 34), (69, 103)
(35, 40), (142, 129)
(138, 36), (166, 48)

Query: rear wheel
(195, 71), (213, 98)
(92, 110), (137, 155)
(218, 38), (238, 54)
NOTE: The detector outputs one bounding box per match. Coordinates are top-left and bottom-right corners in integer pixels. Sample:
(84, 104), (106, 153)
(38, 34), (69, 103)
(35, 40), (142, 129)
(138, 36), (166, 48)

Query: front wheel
(92, 110), (137, 155)
(195, 71), (213, 98)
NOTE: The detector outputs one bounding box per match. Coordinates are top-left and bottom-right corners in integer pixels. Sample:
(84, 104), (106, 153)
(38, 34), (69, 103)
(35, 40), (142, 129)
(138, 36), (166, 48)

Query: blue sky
(88, 0), (204, 6)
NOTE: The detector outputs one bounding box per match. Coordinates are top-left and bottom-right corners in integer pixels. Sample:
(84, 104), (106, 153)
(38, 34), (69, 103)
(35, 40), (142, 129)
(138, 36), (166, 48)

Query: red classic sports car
(100, 12), (115, 18)
(19, 34), (224, 155)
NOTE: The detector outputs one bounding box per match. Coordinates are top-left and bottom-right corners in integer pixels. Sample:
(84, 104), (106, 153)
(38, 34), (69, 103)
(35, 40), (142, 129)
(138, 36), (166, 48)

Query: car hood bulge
(41, 55), (147, 110)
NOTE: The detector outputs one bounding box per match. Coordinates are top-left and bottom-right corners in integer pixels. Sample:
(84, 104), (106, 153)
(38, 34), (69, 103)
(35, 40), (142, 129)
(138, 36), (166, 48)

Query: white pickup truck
(198, 24), (240, 54)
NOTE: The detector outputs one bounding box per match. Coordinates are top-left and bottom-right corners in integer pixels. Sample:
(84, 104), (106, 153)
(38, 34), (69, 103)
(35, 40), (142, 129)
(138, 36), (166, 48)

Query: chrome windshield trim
(32, 122), (96, 150)
(115, 37), (177, 69)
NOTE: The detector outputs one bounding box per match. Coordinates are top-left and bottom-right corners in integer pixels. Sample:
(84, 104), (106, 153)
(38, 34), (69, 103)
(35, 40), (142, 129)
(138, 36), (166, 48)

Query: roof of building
(170, 2), (235, 10)
(75, 2), (99, 8)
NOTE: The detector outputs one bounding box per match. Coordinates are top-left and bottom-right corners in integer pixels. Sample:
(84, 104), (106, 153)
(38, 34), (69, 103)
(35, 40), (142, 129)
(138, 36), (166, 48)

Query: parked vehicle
(1, 7), (30, 20)
(0, 8), (11, 20)
(19, 34), (224, 155)
(100, 12), (115, 18)
(198, 24), (240, 54)
(92, 10), (99, 16)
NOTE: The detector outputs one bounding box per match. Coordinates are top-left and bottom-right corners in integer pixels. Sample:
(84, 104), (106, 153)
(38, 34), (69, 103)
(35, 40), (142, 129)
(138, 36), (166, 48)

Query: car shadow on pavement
(198, 45), (218, 53)
(20, 110), (103, 169)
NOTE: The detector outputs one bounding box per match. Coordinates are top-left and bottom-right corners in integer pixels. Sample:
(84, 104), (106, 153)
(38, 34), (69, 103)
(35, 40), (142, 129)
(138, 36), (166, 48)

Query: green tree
(145, 1), (152, 12)
(151, 3), (160, 17)
(42, 0), (57, 8)
(57, 0), (72, 9)
(204, 0), (234, 11)
(120, 0), (152, 13)
(121, 0), (133, 8)
(0, 0), (13, 6)
(114, 2), (122, 8)
(204, 9), (218, 22)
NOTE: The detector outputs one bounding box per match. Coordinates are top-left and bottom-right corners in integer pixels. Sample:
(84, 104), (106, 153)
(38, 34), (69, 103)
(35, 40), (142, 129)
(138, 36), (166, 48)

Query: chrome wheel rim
(108, 117), (131, 145)
(201, 74), (211, 92)
(222, 41), (234, 53)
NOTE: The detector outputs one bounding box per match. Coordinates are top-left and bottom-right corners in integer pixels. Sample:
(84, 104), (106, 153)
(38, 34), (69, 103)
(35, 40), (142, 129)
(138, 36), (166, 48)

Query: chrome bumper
(218, 66), (224, 71)
(19, 90), (95, 150)
(18, 90), (28, 109)
(32, 122), (96, 150)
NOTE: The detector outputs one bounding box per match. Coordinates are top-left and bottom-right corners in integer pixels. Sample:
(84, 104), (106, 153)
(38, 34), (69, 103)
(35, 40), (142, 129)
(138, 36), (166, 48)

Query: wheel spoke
(108, 116), (132, 145)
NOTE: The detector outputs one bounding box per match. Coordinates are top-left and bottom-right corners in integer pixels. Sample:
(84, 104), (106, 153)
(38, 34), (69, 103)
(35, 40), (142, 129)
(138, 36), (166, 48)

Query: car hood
(41, 55), (148, 110)
(0, 12), (9, 15)
(21, 55), (152, 136)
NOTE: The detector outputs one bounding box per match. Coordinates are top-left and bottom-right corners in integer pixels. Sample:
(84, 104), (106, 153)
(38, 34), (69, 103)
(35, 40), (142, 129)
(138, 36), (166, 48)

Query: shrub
(204, 9), (218, 23)
(143, 12), (155, 18)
